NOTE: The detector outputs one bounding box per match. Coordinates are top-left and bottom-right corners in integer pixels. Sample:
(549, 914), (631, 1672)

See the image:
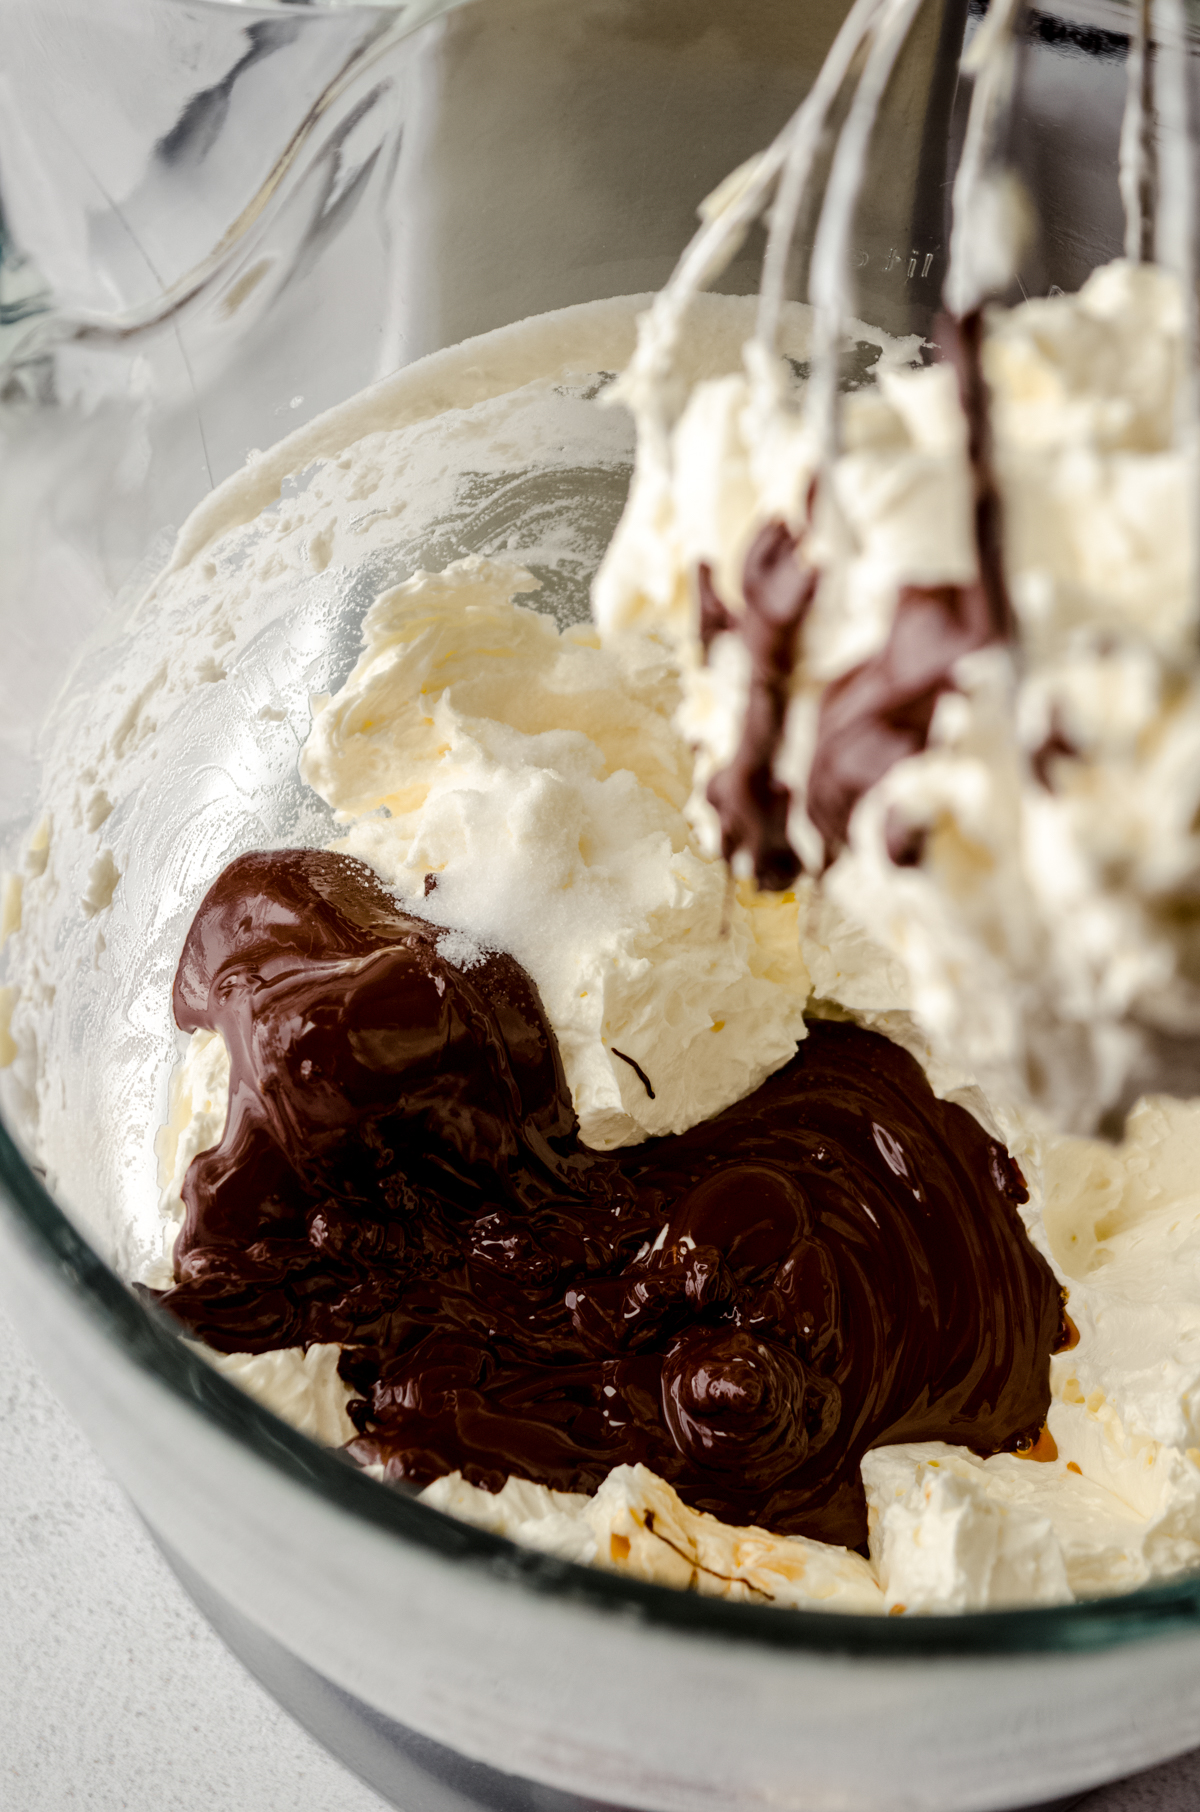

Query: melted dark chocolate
(155, 848), (1062, 1550)
(703, 521), (819, 891)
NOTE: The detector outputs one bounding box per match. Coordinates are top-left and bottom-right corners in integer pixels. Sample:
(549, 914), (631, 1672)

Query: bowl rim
(5, 1112), (1200, 1660)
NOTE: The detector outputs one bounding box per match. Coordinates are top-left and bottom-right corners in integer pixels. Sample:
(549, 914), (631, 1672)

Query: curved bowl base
(153, 1531), (1094, 1812)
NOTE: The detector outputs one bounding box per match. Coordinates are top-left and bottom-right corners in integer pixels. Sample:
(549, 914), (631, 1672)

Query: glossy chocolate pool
(154, 847), (1062, 1549)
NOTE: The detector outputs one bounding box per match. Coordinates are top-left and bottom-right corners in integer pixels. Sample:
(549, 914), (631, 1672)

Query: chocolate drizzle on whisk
(704, 521), (818, 891)
(807, 307), (1012, 859)
(679, 0), (1033, 886)
(950, 306), (1015, 643)
(701, 311), (1013, 877)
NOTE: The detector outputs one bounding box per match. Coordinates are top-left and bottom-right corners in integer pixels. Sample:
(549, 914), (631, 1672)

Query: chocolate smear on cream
(702, 312), (1014, 874)
(704, 521), (818, 891)
(807, 576), (997, 854)
(808, 310), (1012, 858)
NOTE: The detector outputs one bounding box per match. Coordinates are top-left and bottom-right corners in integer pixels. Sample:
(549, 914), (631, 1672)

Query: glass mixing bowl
(3, 2), (1200, 1808)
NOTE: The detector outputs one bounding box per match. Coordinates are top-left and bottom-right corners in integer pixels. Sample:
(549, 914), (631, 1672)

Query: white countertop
(2, 1298), (1199, 1812)
(0, 1302), (385, 1812)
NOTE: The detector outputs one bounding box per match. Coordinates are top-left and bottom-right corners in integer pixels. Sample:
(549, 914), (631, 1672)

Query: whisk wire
(756, 0), (893, 356)
(805, 0), (932, 463)
(1120, 0), (1157, 262)
(943, 0), (1026, 318)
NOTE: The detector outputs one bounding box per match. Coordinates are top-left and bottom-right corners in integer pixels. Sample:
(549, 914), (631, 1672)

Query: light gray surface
(2, 1297), (1199, 1812)
(0, 1301), (386, 1812)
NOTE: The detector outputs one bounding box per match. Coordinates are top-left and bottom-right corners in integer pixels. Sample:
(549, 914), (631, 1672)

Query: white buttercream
(188, 1342), (357, 1448)
(418, 1463), (883, 1611)
(301, 554), (811, 1148)
(863, 1445), (1071, 1612)
(604, 259), (1199, 1137)
(828, 268), (1199, 1134)
(149, 1027), (231, 1286)
(862, 1441), (1156, 1610)
(1042, 1095), (1200, 1450)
